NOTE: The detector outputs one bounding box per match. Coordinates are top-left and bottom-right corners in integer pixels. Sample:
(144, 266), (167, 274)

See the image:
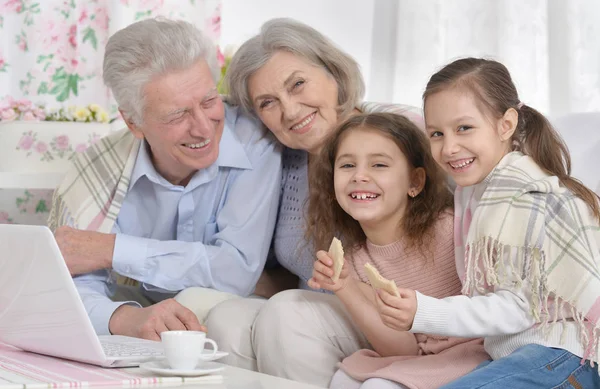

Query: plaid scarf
(464, 152), (600, 363)
(47, 128), (139, 234)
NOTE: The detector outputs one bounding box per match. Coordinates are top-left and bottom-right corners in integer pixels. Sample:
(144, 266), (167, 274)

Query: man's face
(125, 59), (225, 186)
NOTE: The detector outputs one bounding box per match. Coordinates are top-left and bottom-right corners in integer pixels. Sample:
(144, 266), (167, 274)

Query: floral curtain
(0, 0), (221, 113)
(0, 0), (221, 225)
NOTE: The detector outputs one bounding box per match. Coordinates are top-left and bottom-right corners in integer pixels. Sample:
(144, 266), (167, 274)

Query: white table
(131, 363), (325, 389)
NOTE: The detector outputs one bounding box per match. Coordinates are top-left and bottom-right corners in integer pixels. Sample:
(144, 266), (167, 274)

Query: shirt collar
(216, 104), (253, 170)
(128, 104), (253, 190)
(129, 140), (172, 189)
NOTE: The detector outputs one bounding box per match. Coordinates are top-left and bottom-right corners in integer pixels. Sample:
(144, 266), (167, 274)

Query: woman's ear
(408, 167), (426, 197)
(498, 107), (518, 141)
(120, 109), (145, 140)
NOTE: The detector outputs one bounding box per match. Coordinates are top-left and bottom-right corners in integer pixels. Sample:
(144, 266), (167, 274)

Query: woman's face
(248, 51), (339, 154)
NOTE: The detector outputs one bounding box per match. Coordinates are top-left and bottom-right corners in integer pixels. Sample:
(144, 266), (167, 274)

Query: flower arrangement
(46, 104), (110, 123)
(0, 97), (46, 122)
(0, 97), (111, 123)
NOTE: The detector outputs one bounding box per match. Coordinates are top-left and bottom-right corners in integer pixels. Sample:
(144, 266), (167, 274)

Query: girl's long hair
(423, 57), (599, 221)
(305, 112), (453, 254)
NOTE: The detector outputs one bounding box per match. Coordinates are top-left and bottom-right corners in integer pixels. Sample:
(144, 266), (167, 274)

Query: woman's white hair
(103, 18), (219, 125)
(225, 18), (365, 118)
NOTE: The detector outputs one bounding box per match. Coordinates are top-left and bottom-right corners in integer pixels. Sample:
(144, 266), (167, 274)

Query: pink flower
(78, 9), (88, 23)
(0, 108), (17, 121)
(0, 211), (10, 223)
(0, 57), (5, 69)
(217, 47), (225, 67)
(1, 0), (21, 13)
(39, 19), (69, 51)
(55, 135), (70, 150)
(33, 107), (46, 120)
(34, 141), (48, 154)
(18, 134), (34, 150)
(92, 7), (109, 30)
(21, 111), (37, 121)
(75, 143), (88, 153)
(68, 25), (77, 48)
(63, 58), (79, 73)
(17, 39), (27, 51)
(0, 96), (12, 110)
(15, 99), (32, 112)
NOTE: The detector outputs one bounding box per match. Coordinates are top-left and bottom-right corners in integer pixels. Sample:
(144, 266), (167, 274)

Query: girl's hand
(307, 250), (351, 292)
(375, 288), (418, 331)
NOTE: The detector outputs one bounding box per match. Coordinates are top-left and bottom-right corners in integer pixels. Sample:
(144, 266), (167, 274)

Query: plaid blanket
(464, 152), (600, 363)
(47, 128), (139, 234)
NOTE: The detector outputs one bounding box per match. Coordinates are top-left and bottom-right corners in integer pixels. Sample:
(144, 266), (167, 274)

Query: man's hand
(108, 299), (207, 341)
(307, 250), (352, 293)
(375, 288), (418, 332)
(54, 226), (115, 276)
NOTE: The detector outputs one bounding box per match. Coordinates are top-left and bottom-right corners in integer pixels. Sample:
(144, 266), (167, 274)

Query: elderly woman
(205, 18), (423, 386)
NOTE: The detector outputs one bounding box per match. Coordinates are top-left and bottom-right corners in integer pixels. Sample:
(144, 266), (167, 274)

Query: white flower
(88, 103), (101, 113)
(74, 107), (91, 122)
(97, 110), (110, 123)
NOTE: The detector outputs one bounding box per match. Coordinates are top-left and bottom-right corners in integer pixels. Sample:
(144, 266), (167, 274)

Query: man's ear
(498, 107), (518, 141)
(120, 109), (144, 140)
(408, 167), (426, 197)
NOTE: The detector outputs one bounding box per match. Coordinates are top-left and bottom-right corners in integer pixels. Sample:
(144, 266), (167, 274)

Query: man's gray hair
(226, 18), (365, 118)
(103, 18), (219, 125)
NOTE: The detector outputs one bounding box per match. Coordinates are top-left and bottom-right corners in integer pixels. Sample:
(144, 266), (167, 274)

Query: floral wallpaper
(0, 0), (222, 225)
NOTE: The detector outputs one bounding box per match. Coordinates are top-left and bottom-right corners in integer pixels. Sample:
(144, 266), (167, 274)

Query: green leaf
(50, 68), (69, 101)
(37, 81), (48, 94)
(82, 27), (97, 50)
(69, 74), (80, 96)
(35, 200), (48, 213)
(37, 54), (53, 64)
(135, 10), (152, 20)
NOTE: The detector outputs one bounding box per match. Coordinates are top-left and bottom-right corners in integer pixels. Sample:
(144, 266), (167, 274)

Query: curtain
(0, 0), (221, 225)
(386, 0), (600, 116)
(0, 0), (222, 114)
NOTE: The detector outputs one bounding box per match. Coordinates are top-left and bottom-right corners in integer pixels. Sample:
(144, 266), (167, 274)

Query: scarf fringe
(464, 236), (599, 364)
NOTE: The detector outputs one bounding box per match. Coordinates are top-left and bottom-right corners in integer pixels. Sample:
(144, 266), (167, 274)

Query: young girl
(374, 58), (600, 388)
(306, 112), (489, 389)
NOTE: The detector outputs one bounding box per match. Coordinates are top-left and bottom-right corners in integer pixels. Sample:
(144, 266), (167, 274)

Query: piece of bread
(364, 263), (400, 297)
(328, 237), (345, 282)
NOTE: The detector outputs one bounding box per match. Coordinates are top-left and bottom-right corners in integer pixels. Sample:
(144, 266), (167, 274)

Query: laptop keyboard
(100, 340), (164, 358)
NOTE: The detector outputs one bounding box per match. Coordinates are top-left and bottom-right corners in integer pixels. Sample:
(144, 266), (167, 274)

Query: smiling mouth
(290, 112), (316, 131)
(183, 139), (211, 149)
(350, 192), (380, 200)
(448, 158), (474, 169)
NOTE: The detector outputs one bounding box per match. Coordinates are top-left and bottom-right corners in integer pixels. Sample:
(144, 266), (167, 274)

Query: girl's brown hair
(306, 112), (453, 254)
(422, 57), (600, 221)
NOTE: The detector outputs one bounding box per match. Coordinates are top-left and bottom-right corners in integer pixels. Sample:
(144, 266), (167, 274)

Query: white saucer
(140, 360), (225, 377)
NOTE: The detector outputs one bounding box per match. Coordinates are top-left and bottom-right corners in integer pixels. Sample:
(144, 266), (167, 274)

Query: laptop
(0, 224), (165, 367)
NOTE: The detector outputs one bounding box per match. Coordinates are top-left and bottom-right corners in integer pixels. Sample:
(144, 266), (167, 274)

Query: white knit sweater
(411, 169), (586, 361)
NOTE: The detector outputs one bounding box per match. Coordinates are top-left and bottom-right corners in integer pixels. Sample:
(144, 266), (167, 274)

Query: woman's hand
(307, 250), (351, 292)
(375, 288), (418, 332)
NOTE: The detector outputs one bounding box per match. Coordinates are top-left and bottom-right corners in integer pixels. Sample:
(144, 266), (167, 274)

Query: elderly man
(48, 18), (282, 341)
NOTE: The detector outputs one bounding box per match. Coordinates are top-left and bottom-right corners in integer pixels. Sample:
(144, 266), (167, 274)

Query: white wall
(221, 0), (389, 101)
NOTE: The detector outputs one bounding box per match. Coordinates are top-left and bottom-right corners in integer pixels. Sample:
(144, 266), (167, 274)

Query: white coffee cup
(160, 331), (218, 370)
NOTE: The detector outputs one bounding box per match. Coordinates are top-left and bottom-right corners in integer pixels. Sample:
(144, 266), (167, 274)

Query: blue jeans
(441, 344), (600, 389)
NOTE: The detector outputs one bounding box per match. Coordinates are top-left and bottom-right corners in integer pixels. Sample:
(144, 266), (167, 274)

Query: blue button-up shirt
(74, 105), (282, 334)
